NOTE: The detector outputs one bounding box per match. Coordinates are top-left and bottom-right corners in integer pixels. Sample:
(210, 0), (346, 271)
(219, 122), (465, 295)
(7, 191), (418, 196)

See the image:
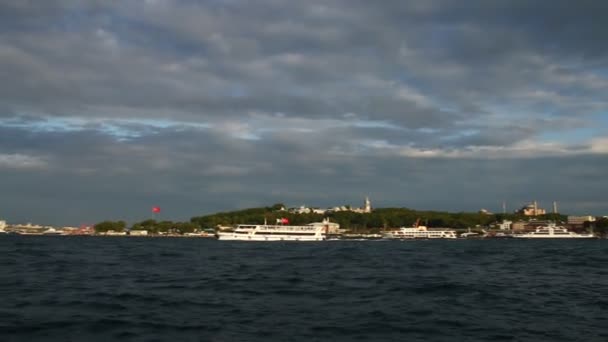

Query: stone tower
(364, 196), (372, 213)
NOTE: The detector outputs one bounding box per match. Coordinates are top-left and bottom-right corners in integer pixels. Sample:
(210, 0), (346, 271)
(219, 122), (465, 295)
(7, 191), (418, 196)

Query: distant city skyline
(0, 1), (607, 225)
(0, 197), (601, 227)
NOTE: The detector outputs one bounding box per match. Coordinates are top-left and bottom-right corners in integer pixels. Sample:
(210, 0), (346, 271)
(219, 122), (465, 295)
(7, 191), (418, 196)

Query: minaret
(533, 200), (538, 216)
(364, 196), (371, 213)
(502, 201), (506, 214)
(553, 201), (558, 214)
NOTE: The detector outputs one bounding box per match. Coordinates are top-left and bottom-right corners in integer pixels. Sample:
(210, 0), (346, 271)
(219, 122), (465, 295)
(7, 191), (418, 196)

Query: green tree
(270, 203), (286, 211)
(588, 218), (608, 237)
(174, 222), (199, 234)
(94, 220), (126, 233)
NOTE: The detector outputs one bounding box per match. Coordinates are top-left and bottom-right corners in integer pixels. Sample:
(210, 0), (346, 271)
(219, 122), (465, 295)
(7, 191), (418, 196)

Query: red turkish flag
(281, 218), (289, 224)
(152, 206), (161, 213)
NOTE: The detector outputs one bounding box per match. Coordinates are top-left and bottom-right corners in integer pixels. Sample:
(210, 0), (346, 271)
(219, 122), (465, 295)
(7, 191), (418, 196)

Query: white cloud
(0, 154), (48, 169)
(359, 138), (608, 159)
(589, 137), (608, 153)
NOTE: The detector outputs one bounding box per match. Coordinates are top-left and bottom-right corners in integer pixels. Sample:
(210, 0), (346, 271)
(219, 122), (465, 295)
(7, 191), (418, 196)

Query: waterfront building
(351, 196), (373, 213)
(289, 206), (312, 214)
(511, 220), (554, 231)
(104, 230), (127, 236)
(567, 216), (596, 225)
(307, 220), (341, 234)
(498, 220), (512, 230)
(566, 215), (596, 230)
(511, 221), (526, 231)
(288, 197), (373, 215)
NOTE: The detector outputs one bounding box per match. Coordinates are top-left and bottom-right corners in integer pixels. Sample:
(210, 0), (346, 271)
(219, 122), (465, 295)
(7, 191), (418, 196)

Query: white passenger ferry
(382, 223), (457, 239)
(513, 223), (595, 239)
(216, 219), (331, 241)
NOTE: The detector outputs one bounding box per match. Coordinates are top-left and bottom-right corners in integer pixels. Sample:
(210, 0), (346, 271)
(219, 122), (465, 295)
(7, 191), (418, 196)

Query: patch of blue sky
(0, 116), (210, 136)
(228, 85), (249, 98)
(540, 112), (607, 143)
(352, 120), (402, 130)
(0, 117), (84, 133)
(96, 118), (211, 141)
(111, 118), (210, 130)
(539, 127), (597, 144)
(233, 132), (261, 140)
(592, 112), (608, 127)
(439, 129), (478, 141)
(98, 124), (144, 141)
(417, 127), (441, 134)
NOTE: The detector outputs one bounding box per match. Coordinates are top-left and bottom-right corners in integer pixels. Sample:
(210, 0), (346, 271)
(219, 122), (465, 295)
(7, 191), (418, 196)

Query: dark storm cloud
(2, 0), (606, 126)
(0, 0), (607, 224)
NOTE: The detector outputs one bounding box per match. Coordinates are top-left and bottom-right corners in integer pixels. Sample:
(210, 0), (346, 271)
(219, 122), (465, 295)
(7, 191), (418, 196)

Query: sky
(1, 0), (608, 225)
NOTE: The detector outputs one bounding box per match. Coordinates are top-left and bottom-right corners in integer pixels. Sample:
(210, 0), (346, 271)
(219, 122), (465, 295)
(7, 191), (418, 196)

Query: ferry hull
(381, 233), (457, 239)
(513, 235), (595, 239)
(217, 233), (325, 241)
(513, 223), (595, 239)
(381, 225), (457, 239)
(382, 235), (457, 239)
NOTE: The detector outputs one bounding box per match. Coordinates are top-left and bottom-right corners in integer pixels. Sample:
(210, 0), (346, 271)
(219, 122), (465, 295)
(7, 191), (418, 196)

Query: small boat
(42, 228), (63, 235)
(487, 232), (513, 239)
(459, 228), (485, 239)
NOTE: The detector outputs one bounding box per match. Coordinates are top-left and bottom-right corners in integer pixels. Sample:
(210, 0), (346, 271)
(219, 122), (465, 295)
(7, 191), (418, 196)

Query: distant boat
(382, 220), (457, 239)
(42, 228), (63, 235)
(487, 232), (513, 239)
(513, 223), (595, 239)
(184, 232), (214, 238)
(217, 219), (331, 241)
(460, 228), (484, 239)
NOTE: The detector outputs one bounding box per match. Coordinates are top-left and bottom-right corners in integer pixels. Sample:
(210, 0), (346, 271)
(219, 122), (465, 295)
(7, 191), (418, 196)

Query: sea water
(1, 236), (607, 341)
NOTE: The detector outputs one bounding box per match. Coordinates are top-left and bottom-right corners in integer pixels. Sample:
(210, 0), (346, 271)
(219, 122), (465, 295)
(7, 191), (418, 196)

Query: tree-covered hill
(94, 204), (572, 234)
(189, 203), (568, 232)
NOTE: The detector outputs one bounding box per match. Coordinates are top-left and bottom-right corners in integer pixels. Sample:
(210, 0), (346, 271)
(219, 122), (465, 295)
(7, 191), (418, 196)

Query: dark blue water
(1, 236), (607, 341)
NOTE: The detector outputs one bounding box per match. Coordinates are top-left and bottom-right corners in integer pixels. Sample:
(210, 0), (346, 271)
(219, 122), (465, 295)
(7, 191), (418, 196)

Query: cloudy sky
(1, 0), (607, 225)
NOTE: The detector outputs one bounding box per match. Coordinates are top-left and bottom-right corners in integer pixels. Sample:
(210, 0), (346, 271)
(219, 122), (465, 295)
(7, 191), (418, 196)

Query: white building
(0, 220), (6, 230)
(498, 220), (512, 230)
(287, 197), (372, 215)
(288, 206), (312, 214)
(567, 216), (596, 225)
(307, 219), (341, 234)
(105, 230), (127, 236)
(351, 197), (373, 213)
(517, 201), (546, 216)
